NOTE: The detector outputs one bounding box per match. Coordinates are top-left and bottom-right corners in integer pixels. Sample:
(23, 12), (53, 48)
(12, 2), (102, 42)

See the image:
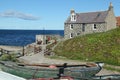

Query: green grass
(104, 66), (120, 72)
(0, 53), (18, 62)
(54, 28), (120, 66)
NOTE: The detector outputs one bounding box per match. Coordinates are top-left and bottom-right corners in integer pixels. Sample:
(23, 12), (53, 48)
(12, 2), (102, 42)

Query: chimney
(70, 9), (75, 14)
(108, 2), (113, 11)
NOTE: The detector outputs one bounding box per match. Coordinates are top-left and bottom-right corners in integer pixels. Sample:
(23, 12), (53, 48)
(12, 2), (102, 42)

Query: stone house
(64, 3), (116, 39)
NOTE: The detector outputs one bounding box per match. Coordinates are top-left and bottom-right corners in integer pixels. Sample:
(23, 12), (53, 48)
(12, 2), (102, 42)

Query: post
(22, 46), (24, 56)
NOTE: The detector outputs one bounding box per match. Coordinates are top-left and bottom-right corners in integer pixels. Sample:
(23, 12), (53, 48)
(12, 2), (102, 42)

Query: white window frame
(71, 14), (76, 21)
(93, 24), (97, 30)
(70, 33), (73, 38)
(70, 24), (73, 30)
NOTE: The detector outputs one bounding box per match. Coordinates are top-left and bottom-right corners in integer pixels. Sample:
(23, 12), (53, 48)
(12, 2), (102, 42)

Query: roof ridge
(76, 10), (108, 14)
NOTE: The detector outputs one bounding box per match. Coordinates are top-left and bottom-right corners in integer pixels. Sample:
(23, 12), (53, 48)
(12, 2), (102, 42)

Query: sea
(0, 30), (64, 46)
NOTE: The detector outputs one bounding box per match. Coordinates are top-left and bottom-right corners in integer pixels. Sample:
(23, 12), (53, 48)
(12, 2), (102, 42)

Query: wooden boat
(0, 61), (104, 79)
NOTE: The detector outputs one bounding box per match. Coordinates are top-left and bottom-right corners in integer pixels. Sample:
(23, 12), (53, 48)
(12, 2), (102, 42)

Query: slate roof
(116, 17), (120, 27)
(65, 11), (108, 24)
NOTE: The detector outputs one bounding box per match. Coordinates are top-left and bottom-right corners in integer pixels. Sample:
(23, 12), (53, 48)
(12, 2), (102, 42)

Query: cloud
(0, 10), (39, 20)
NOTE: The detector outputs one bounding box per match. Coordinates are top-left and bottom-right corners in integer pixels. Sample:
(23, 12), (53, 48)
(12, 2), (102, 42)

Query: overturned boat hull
(0, 62), (103, 79)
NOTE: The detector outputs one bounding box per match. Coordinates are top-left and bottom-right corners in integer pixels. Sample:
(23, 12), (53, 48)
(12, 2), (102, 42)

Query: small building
(36, 35), (46, 45)
(116, 17), (120, 27)
(64, 3), (116, 39)
(36, 34), (62, 45)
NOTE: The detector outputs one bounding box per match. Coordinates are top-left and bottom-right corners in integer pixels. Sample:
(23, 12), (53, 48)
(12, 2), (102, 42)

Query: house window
(82, 24), (85, 32)
(70, 24), (73, 30)
(93, 24), (97, 30)
(71, 14), (76, 21)
(70, 33), (73, 38)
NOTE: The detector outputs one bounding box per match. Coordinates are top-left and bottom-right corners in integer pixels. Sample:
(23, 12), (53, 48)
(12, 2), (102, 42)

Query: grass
(0, 53), (18, 62)
(104, 66), (120, 72)
(54, 28), (120, 66)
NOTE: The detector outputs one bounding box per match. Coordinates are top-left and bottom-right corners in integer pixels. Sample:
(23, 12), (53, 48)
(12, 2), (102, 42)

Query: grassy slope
(54, 28), (120, 66)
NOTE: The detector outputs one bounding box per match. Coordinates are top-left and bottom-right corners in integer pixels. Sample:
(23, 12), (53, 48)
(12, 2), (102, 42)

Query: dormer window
(71, 14), (76, 21)
(70, 9), (76, 21)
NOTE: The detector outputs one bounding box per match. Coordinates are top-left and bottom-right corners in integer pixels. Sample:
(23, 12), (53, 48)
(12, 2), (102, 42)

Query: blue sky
(0, 0), (119, 30)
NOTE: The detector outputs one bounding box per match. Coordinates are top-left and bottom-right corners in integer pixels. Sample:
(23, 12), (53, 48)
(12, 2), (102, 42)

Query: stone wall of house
(64, 23), (106, 39)
(84, 23), (106, 34)
(64, 23), (81, 39)
(105, 6), (116, 31)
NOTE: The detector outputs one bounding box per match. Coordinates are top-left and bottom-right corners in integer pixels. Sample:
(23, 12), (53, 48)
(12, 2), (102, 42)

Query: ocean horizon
(0, 29), (64, 46)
